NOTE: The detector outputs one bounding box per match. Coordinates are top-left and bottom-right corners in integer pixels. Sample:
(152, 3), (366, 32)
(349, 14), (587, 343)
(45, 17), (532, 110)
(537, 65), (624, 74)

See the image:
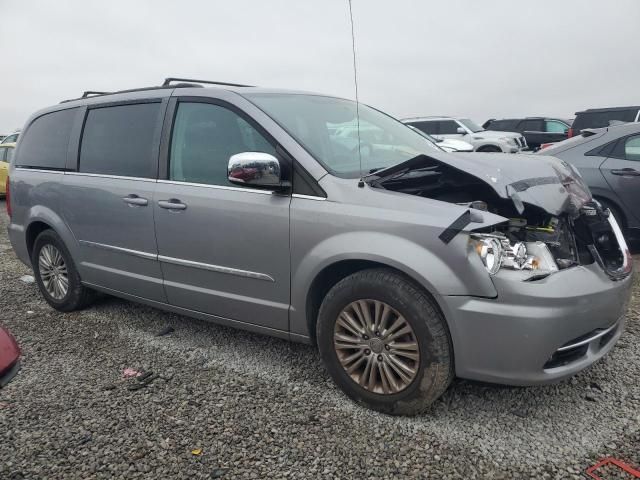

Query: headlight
(474, 236), (504, 275)
(471, 234), (558, 275)
(501, 137), (516, 145)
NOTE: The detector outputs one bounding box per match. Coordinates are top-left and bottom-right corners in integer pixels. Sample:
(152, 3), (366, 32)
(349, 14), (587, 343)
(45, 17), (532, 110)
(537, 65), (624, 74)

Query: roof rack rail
(162, 77), (254, 88)
(82, 91), (111, 98)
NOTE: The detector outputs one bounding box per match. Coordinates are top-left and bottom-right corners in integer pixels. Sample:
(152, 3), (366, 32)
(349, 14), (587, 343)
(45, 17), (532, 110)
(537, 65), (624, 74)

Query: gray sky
(1, 0), (639, 133)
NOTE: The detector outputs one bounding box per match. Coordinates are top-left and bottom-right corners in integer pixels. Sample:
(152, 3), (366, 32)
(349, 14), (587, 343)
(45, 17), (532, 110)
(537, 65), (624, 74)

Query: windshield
(245, 93), (445, 177)
(458, 118), (484, 133)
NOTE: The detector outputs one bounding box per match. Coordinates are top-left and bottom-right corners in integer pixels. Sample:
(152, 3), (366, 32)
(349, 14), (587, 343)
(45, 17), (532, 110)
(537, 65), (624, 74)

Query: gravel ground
(0, 199), (639, 479)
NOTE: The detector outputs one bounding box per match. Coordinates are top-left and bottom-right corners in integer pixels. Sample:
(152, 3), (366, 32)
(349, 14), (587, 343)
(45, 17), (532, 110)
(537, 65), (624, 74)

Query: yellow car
(0, 142), (15, 196)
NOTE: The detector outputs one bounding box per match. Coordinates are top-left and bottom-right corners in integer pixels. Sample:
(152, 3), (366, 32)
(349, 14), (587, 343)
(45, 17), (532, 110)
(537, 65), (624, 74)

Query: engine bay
(366, 158), (630, 280)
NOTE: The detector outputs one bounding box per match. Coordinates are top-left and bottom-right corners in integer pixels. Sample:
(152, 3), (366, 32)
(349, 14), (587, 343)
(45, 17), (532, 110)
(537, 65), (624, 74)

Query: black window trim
(159, 95), (326, 197)
(76, 98), (167, 179)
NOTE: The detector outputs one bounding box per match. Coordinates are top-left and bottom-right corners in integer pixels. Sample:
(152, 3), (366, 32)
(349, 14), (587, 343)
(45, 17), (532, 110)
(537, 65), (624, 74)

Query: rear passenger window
(624, 136), (640, 161)
(519, 119), (543, 132)
(16, 108), (77, 169)
(79, 103), (161, 178)
(438, 121), (460, 134)
(169, 102), (276, 187)
(408, 121), (438, 135)
(545, 120), (568, 133)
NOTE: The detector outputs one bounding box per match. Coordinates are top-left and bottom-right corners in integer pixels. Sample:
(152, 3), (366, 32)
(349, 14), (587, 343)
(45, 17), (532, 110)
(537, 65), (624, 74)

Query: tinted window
(573, 109), (639, 132)
(79, 103), (160, 178)
(624, 136), (640, 161)
(16, 109), (76, 169)
(487, 120), (519, 131)
(545, 120), (568, 133)
(439, 120), (461, 134)
(0, 147), (6, 161)
(519, 119), (543, 132)
(408, 121), (438, 135)
(170, 102), (276, 186)
(6, 147), (14, 162)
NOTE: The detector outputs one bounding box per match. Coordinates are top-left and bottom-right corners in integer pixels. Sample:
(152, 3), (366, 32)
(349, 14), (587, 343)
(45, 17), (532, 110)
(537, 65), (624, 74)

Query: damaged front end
(365, 153), (632, 281)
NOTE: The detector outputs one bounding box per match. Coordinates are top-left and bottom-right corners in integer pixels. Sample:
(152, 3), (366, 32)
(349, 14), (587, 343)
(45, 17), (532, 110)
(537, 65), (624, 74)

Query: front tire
(316, 268), (453, 415)
(31, 230), (95, 312)
(477, 145), (502, 153)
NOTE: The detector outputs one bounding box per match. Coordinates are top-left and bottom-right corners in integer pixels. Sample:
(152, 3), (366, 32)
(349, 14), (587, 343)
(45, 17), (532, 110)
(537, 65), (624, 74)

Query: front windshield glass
(245, 93), (444, 177)
(458, 118), (484, 133)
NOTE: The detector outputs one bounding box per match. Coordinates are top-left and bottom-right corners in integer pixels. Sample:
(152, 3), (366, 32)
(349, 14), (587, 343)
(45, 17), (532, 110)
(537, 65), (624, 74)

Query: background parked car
(0, 142), (14, 197)
(569, 106), (640, 138)
(483, 117), (571, 151)
(0, 325), (20, 388)
(0, 130), (20, 145)
(402, 116), (527, 153)
(538, 122), (640, 232)
(406, 125), (474, 152)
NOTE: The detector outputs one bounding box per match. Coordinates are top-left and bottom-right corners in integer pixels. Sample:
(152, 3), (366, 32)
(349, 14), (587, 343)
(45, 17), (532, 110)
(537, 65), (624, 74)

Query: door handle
(158, 199), (187, 211)
(122, 194), (148, 206)
(611, 168), (640, 177)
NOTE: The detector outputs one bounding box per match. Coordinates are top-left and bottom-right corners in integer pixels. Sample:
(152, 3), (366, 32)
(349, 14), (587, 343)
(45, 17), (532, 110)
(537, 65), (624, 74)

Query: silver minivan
(6, 79), (633, 415)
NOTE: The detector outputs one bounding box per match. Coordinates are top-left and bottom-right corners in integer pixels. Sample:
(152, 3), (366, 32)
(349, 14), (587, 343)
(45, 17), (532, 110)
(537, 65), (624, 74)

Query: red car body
(229, 167), (260, 182)
(0, 326), (20, 387)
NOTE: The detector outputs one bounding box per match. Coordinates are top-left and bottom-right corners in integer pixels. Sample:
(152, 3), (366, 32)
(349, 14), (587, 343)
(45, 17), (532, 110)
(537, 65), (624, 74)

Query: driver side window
(169, 102), (276, 187)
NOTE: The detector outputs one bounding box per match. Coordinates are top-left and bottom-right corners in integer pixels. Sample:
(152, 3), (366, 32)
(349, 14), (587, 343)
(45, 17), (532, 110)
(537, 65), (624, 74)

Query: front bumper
(440, 262), (632, 385)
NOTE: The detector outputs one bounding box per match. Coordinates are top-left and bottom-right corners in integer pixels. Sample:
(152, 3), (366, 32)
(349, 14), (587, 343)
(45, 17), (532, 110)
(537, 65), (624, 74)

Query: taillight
(5, 176), (11, 218)
(567, 128), (574, 138)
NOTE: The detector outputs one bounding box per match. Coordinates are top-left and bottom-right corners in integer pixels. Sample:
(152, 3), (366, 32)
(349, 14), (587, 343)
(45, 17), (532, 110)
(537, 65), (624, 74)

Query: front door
(153, 99), (291, 331)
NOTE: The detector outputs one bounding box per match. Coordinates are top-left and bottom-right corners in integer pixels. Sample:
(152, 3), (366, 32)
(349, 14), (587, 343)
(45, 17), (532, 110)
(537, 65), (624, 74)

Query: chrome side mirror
(227, 152), (287, 190)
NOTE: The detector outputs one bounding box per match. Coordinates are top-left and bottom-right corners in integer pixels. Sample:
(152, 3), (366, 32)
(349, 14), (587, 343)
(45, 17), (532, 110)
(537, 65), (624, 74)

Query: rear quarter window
(16, 108), (78, 169)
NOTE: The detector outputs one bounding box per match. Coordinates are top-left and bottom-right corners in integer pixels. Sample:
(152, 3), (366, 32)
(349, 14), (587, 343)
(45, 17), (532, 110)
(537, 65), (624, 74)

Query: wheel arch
(592, 193), (628, 229)
(303, 258), (448, 347)
(476, 143), (504, 153)
(22, 206), (79, 264)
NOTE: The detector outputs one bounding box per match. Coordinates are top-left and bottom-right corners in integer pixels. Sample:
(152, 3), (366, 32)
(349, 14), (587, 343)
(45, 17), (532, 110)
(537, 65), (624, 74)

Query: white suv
(402, 117), (527, 153)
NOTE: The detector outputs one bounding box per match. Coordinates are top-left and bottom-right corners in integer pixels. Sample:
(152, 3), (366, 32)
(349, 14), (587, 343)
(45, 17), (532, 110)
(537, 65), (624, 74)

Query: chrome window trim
(78, 240), (157, 261)
(157, 179), (274, 195)
(64, 171), (157, 182)
(15, 167), (65, 174)
(292, 193), (327, 201)
(158, 255), (275, 282)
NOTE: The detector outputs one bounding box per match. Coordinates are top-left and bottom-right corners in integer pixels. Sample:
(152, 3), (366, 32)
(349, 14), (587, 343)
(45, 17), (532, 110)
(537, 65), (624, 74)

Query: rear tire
(316, 268), (453, 415)
(31, 230), (95, 312)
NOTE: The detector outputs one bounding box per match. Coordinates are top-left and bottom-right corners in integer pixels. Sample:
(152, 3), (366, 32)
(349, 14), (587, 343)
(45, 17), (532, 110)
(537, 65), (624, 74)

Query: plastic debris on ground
(122, 368), (141, 378)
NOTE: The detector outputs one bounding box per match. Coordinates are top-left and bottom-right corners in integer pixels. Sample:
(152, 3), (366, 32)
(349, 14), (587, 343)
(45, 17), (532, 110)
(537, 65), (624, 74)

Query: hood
(365, 152), (591, 217)
(469, 130), (521, 140)
(440, 138), (474, 151)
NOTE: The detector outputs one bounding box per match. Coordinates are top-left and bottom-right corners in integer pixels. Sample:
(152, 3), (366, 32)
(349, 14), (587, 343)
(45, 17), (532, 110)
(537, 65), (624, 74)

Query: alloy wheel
(333, 299), (420, 395)
(38, 244), (69, 300)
